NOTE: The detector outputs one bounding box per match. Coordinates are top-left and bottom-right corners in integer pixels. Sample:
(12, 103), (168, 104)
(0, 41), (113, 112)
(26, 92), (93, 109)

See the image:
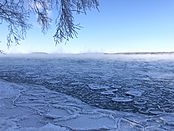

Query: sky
(1, 0), (174, 54)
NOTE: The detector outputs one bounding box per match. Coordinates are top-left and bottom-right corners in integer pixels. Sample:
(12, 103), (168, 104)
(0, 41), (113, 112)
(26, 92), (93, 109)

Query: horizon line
(1, 51), (174, 55)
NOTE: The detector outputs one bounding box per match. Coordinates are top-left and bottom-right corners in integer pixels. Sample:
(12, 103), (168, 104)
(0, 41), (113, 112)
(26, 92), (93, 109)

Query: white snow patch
(101, 89), (118, 95)
(112, 97), (133, 102)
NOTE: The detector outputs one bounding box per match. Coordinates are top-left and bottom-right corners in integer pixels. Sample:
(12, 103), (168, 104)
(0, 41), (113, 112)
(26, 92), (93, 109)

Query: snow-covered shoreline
(0, 80), (119, 130)
(1, 79), (174, 131)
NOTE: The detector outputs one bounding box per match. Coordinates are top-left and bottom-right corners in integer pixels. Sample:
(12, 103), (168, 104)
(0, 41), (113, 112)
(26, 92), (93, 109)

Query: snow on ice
(1, 54), (174, 130)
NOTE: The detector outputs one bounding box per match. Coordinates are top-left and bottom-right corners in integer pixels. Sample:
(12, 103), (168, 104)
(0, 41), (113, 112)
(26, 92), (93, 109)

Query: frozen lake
(0, 53), (174, 130)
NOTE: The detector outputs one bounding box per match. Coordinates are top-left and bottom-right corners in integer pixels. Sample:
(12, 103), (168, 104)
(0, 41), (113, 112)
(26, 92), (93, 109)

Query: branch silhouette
(0, 0), (99, 47)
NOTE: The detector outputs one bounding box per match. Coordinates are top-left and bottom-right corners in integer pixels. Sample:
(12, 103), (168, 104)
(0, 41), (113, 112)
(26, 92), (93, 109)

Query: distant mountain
(30, 52), (49, 55)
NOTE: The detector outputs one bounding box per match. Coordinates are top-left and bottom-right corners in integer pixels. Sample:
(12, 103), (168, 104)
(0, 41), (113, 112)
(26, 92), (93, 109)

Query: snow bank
(0, 80), (118, 130)
(0, 80), (173, 131)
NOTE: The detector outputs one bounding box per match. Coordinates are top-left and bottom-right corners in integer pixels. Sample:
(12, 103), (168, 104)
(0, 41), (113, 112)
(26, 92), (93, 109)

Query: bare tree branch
(0, 0), (99, 47)
(0, 0), (29, 47)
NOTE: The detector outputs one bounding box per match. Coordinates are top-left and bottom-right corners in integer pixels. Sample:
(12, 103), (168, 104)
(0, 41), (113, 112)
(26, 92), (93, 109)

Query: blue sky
(1, 0), (174, 53)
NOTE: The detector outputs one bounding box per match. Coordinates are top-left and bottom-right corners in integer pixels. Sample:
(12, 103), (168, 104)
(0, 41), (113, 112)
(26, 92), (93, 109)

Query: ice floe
(125, 89), (144, 97)
(112, 97), (133, 102)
